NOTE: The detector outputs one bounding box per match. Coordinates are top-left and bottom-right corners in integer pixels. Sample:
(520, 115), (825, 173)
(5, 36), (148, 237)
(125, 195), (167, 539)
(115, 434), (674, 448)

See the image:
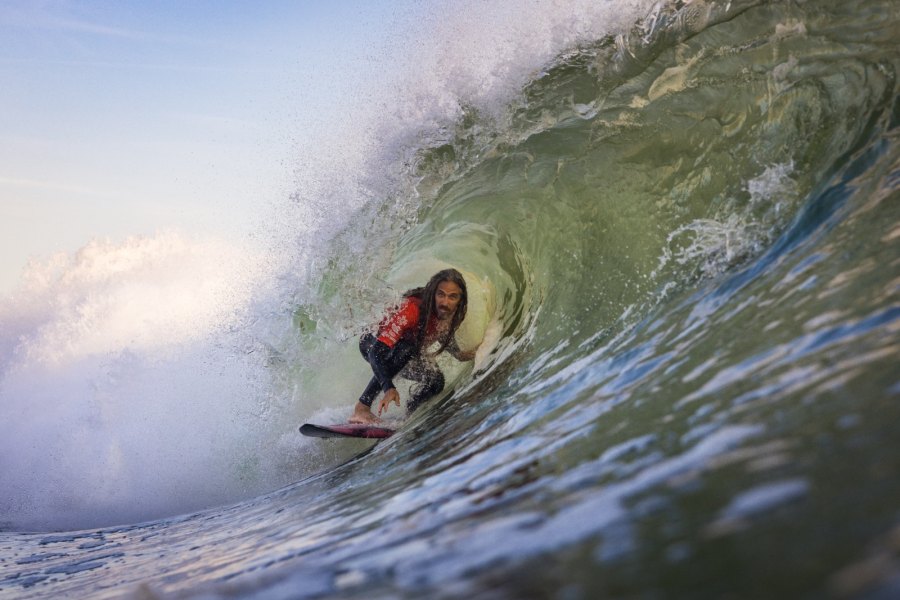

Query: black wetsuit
(358, 295), (457, 413)
(357, 333), (445, 414)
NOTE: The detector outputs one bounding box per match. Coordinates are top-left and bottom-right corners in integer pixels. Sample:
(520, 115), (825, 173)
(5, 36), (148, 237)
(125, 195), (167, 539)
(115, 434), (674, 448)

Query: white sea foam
(655, 162), (798, 280)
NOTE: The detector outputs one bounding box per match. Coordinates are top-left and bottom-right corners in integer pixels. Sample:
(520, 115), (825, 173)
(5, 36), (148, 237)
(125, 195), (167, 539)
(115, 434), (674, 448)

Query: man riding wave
(350, 268), (477, 424)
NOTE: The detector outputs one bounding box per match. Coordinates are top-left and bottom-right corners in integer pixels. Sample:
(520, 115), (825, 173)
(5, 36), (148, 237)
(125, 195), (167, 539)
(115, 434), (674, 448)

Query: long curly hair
(404, 268), (468, 355)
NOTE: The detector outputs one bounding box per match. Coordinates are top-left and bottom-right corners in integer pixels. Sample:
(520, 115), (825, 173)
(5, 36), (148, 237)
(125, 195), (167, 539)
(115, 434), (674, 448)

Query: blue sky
(0, 1), (422, 293)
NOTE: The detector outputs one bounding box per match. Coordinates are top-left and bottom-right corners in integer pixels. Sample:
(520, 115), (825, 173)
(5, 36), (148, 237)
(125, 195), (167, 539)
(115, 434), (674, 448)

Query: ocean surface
(2, 0), (899, 598)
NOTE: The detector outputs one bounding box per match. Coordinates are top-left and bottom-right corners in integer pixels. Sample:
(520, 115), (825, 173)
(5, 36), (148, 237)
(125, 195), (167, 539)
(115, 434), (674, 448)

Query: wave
(1, 0), (899, 597)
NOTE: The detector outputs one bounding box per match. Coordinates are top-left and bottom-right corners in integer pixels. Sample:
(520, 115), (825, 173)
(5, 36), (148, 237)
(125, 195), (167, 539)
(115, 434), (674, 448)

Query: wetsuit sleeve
(377, 298), (419, 348)
(447, 337), (476, 362)
(366, 339), (397, 392)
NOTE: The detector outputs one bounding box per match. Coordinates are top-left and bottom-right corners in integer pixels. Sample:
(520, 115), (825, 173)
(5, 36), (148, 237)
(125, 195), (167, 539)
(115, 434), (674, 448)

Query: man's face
(435, 280), (463, 321)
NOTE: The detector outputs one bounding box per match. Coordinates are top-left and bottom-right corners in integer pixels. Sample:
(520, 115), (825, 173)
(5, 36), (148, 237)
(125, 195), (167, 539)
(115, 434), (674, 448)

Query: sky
(0, 1), (421, 294)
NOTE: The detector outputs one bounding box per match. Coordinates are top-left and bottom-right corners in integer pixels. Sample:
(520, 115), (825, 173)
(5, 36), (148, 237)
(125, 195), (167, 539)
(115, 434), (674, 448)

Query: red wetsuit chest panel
(377, 296), (438, 348)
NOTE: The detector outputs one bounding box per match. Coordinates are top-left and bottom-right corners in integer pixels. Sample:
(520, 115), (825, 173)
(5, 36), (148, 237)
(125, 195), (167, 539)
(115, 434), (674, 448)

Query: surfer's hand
(378, 388), (400, 415)
(456, 348), (477, 361)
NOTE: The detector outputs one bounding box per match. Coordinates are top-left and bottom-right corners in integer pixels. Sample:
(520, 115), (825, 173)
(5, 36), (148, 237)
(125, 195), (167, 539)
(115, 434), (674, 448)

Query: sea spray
(0, 232), (285, 530)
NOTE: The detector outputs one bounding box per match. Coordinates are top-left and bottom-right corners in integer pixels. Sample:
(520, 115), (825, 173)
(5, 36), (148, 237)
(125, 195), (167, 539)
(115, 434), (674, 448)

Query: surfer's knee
(428, 370), (445, 395)
(419, 369), (445, 399)
(406, 369), (444, 414)
(365, 338), (392, 369)
(359, 333), (376, 359)
(390, 339), (417, 366)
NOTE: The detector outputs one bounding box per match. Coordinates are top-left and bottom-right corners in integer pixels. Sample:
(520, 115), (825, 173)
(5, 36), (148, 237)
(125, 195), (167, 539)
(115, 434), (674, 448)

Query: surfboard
(299, 423), (396, 439)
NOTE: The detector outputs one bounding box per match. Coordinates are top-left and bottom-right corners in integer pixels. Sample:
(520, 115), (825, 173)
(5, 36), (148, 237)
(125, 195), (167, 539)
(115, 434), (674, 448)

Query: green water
(301, 0), (900, 595)
(2, 0), (898, 597)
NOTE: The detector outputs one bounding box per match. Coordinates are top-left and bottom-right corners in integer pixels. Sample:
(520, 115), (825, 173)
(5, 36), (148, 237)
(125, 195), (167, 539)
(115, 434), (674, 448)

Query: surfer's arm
(453, 348), (477, 361)
(447, 338), (478, 362)
(365, 339), (404, 416)
(367, 299), (419, 390)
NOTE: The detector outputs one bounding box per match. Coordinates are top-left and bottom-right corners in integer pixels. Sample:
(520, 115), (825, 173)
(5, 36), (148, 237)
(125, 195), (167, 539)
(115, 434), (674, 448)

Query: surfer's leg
(403, 360), (445, 414)
(358, 378), (381, 407)
(357, 334), (416, 407)
(357, 334), (382, 406)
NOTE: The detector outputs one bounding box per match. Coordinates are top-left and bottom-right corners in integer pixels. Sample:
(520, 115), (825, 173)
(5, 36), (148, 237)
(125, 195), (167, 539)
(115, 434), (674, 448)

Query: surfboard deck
(299, 423), (395, 439)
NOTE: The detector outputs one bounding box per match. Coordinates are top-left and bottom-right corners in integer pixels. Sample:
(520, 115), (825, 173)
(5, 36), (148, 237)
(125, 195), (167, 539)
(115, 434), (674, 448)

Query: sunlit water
(2, 0), (899, 598)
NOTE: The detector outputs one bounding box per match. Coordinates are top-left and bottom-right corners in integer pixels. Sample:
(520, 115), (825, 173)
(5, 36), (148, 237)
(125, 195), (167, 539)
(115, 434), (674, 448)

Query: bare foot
(349, 401), (382, 425)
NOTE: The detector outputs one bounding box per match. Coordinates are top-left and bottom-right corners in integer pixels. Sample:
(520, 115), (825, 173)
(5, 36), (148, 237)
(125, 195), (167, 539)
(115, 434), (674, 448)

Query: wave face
(2, 0), (899, 597)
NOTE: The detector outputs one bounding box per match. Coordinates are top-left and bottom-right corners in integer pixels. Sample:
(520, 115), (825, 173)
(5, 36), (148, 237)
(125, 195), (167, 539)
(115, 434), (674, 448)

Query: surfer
(350, 268), (477, 424)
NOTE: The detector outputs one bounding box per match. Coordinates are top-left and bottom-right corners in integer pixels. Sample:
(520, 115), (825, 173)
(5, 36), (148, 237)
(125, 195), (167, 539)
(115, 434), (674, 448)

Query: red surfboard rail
(299, 423), (395, 439)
